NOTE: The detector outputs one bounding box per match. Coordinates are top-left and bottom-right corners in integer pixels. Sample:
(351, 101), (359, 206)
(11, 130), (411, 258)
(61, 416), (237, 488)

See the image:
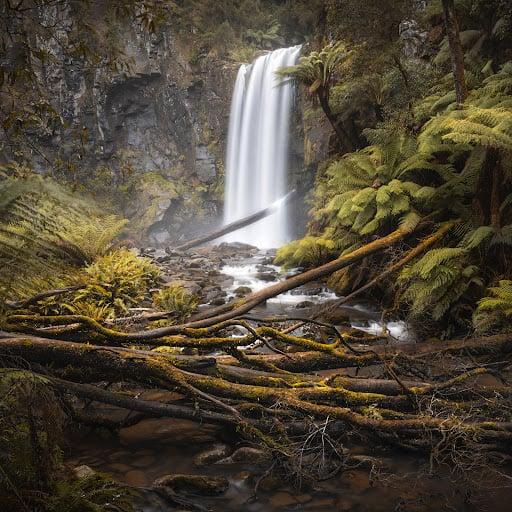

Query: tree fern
(473, 280), (512, 333)
(277, 42), (354, 93)
(321, 133), (450, 237)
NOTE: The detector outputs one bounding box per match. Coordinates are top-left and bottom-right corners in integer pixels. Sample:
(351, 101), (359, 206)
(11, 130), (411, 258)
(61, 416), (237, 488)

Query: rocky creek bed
(62, 243), (511, 511)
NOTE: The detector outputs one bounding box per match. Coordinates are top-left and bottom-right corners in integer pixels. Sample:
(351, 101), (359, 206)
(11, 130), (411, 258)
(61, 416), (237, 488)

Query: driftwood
(175, 190), (297, 251)
(2, 223), (512, 487)
(2, 332), (512, 459)
(96, 223), (419, 335)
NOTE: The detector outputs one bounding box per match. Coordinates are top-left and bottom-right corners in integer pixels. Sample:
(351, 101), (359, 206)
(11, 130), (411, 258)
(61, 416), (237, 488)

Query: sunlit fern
(0, 175), (127, 300)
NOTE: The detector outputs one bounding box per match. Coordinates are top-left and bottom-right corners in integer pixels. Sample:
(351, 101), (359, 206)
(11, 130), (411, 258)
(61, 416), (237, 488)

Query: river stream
(66, 245), (509, 511)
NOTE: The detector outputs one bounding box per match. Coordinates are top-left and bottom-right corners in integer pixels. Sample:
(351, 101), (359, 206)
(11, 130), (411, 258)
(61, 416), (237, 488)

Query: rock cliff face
(22, 9), (237, 244)
(3, 4), (321, 246)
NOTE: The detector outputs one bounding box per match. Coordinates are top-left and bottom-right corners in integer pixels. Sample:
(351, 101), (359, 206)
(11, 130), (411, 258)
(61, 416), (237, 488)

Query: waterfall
(223, 45), (301, 248)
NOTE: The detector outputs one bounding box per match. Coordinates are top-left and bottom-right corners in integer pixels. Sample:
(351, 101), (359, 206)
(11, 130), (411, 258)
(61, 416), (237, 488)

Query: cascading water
(223, 45), (301, 248)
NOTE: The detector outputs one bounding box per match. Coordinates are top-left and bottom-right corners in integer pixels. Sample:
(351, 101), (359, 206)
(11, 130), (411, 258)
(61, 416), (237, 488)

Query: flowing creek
(66, 245), (508, 511)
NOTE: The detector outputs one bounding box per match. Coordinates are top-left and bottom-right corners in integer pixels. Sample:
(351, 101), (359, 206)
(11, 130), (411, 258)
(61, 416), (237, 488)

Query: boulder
(153, 474), (229, 496)
(295, 300), (314, 309)
(256, 271), (277, 282)
(234, 285), (252, 297)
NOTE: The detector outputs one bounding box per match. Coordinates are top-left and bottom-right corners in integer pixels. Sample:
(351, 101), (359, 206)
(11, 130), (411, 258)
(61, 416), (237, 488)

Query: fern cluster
(0, 175), (127, 301)
(275, 233), (341, 269)
(280, 57), (512, 333)
(152, 284), (199, 322)
(399, 63), (512, 324)
(47, 249), (161, 320)
(473, 280), (512, 334)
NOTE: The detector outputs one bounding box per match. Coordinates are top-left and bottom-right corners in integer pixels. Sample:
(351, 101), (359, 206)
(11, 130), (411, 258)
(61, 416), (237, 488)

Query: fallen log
(284, 221), (458, 333)
(11, 224), (416, 339)
(3, 334), (512, 458)
(49, 374), (236, 426)
(175, 190), (297, 251)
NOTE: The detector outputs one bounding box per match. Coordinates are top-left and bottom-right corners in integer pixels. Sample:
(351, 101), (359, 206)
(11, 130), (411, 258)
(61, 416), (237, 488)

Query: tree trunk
(442, 0), (468, 103)
(317, 85), (355, 152)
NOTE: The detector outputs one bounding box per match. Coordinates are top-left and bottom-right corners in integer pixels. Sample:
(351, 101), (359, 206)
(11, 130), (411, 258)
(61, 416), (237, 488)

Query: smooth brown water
(66, 413), (512, 512)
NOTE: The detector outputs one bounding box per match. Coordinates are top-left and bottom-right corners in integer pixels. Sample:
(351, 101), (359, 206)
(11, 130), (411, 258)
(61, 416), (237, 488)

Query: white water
(223, 45), (301, 248)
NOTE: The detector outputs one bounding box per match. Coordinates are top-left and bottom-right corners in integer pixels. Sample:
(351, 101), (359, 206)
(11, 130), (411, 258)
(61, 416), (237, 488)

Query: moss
(152, 285), (199, 322)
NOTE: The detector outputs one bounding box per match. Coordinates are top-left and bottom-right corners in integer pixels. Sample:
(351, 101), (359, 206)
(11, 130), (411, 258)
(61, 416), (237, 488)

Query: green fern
(277, 42), (354, 93)
(399, 247), (482, 321)
(69, 249), (161, 318)
(0, 175), (127, 300)
(321, 134), (445, 237)
(420, 62), (512, 152)
(473, 280), (512, 333)
(275, 233), (341, 268)
(152, 284), (198, 322)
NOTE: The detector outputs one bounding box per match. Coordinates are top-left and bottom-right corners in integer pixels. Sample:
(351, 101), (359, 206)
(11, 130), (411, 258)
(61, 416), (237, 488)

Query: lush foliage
(70, 249), (161, 319)
(278, 1), (512, 335)
(473, 280), (512, 333)
(0, 174), (127, 301)
(277, 42), (354, 94)
(152, 284), (199, 321)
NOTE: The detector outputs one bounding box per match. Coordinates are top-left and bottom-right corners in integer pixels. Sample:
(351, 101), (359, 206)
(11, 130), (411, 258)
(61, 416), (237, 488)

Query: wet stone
(256, 271), (277, 281)
(234, 285), (252, 296)
(295, 300), (314, 309)
(216, 446), (267, 464)
(194, 443), (231, 466)
(153, 474), (229, 496)
(270, 491), (297, 508)
(125, 469), (149, 486)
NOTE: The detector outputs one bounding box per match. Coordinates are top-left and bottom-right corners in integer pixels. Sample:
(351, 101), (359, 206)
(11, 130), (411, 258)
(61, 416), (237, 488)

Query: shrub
(71, 249), (161, 318)
(152, 284), (198, 322)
